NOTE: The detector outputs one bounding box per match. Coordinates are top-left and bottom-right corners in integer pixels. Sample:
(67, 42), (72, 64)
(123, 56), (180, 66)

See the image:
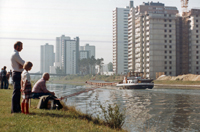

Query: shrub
(99, 103), (125, 129)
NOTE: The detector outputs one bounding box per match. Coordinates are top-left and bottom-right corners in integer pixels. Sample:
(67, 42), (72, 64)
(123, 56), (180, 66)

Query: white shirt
(21, 70), (31, 88)
(11, 49), (25, 72)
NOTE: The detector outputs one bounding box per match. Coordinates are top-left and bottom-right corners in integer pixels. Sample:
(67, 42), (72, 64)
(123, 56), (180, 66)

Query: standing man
(1, 66), (7, 89)
(11, 41), (25, 113)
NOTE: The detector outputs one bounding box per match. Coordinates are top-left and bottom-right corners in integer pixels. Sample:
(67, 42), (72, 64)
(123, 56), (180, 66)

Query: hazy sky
(0, 0), (199, 73)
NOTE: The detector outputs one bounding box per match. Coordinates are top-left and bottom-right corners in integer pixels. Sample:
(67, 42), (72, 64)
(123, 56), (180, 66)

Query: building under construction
(179, 9), (200, 75)
(124, 1), (200, 79)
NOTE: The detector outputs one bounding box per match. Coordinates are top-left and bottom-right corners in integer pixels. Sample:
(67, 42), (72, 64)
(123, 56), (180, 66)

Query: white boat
(116, 72), (154, 89)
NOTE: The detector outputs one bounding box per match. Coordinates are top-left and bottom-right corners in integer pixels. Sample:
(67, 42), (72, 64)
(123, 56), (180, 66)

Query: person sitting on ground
(21, 61), (33, 114)
(1, 66), (7, 89)
(32, 73), (63, 110)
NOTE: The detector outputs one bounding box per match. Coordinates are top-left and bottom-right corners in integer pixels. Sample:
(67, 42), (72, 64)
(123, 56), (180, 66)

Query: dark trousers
(32, 93), (52, 99)
(5, 79), (8, 89)
(11, 72), (22, 113)
(1, 76), (7, 89)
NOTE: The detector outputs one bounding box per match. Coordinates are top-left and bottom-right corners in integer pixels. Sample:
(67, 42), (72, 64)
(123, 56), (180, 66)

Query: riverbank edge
(49, 82), (200, 90)
(47, 75), (200, 90)
(0, 86), (126, 132)
(50, 80), (200, 90)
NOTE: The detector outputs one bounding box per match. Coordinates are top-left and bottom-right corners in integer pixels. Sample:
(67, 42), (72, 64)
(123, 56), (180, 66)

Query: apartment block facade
(54, 35), (79, 74)
(125, 2), (200, 79)
(80, 44), (95, 58)
(79, 50), (89, 60)
(40, 43), (55, 73)
(130, 2), (179, 79)
(188, 9), (200, 74)
(128, 3), (135, 72)
(113, 4), (132, 74)
(62, 37), (79, 75)
(55, 35), (70, 68)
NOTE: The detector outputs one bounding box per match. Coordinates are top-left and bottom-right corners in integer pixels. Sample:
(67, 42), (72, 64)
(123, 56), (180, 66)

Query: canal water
(47, 84), (200, 132)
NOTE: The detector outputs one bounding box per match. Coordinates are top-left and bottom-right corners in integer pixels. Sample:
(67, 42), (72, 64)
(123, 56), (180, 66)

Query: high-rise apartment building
(62, 37), (80, 75)
(127, 2), (179, 79)
(187, 9), (200, 74)
(55, 35), (70, 68)
(40, 43), (55, 73)
(55, 35), (79, 75)
(126, 2), (200, 79)
(133, 2), (178, 79)
(79, 44), (96, 74)
(128, 1), (135, 72)
(113, 3), (132, 74)
(80, 44), (95, 58)
(174, 9), (200, 75)
(79, 50), (89, 60)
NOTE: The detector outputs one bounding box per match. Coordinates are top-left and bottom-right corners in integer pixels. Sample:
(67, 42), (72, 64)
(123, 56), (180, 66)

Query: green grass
(49, 74), (200, 87)
(49, 74), (123, 85)
(0, 86), (126, 132)
(49, 74), (200, 86)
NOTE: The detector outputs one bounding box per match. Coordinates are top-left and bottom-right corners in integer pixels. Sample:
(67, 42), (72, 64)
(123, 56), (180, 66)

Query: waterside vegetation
(49, 74), (123, 85)
(49, 74), (200, 86)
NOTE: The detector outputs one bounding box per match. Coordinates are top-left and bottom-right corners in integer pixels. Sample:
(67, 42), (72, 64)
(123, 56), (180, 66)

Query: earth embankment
(156, 74), (200, 81)
(154, 74), (200, 89)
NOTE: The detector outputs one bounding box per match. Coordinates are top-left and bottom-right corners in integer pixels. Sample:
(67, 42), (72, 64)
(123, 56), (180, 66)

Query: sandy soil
(156, 74), (200, 81)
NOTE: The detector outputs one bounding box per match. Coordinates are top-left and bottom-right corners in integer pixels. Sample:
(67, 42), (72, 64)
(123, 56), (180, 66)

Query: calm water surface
(47, 84), (200, 132)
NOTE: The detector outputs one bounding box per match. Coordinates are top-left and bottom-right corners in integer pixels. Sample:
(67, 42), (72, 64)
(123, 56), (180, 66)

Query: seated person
(32, 73), (63, 109)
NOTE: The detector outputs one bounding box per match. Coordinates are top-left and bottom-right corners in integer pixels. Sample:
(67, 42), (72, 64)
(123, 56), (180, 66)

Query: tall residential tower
(187, 9), (200, 74)
(113, 2), (132, 74)
(116, 1), (200, 79)
(40, 43), (55, 73)
(55, 35), (79, 74)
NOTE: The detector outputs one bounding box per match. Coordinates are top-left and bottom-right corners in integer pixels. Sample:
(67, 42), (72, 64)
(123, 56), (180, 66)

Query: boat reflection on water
(47, 84), (200, 132)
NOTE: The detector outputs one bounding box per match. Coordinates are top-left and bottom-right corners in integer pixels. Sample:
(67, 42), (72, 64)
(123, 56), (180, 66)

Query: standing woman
(11, 41), (25, 113)
(21, 61), (33, 114)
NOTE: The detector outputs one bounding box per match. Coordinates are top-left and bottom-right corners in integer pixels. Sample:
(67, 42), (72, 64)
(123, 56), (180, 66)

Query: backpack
(37, 95), (56, 109)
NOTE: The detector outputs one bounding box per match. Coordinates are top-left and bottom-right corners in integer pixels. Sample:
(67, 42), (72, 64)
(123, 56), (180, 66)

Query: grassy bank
(49, 74), (200, 86)
(50, 74), (123, 85)
(0, 86), (126, 132)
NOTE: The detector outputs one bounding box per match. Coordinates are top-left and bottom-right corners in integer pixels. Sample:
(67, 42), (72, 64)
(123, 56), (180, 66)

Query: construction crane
(181, 0), (189, 16)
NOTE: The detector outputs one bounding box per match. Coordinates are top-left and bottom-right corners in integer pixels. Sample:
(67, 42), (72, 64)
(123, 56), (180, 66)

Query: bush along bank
(49, 74), (123, 85)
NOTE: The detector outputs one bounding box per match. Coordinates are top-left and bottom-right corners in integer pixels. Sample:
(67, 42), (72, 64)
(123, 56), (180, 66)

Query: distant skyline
(0, 0), (199, 72)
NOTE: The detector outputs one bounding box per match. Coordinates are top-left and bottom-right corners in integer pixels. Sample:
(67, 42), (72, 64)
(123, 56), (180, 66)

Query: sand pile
(156, 74), (200, 81)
